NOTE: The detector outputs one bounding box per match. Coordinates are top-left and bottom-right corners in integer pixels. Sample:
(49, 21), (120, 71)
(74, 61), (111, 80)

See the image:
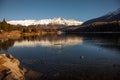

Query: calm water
(0, 34), (120, 80)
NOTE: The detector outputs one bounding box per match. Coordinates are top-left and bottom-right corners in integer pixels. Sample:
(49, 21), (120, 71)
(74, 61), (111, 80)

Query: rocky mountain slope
(83, 8), (120, 25)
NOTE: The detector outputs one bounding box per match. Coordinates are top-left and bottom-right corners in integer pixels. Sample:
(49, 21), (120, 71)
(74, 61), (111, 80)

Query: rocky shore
(0, 54), (42, 80)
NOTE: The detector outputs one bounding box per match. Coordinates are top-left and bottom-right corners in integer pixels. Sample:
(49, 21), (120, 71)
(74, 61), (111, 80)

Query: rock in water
(0, 54), (25, 80)
(80, 56), (85, 59)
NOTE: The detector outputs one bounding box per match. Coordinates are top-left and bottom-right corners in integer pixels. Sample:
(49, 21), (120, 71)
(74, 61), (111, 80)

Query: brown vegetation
(0, 19), (60, 39)
(0, 30), (21, 39)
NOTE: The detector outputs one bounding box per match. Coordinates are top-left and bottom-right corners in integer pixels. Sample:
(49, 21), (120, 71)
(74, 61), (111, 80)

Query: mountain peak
(83, 8), (120, 25)
(7, 17), (83, 26)
(106, 8), (120, 16)
(112, 8), (120, 15)
(53, 17), (64, 20)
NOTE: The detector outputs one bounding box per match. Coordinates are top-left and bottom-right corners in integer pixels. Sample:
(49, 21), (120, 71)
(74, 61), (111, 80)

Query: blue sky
(0, 0), (120, 21)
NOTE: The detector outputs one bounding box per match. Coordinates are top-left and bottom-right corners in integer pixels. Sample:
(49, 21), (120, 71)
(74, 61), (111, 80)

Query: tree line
(0, 19), (59, 33)
(0, 19), (13, 32)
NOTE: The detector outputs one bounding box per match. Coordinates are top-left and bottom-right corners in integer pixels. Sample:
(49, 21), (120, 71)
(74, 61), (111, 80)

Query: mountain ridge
(7, 17), (83, 26)
(83, 8), (120, 25)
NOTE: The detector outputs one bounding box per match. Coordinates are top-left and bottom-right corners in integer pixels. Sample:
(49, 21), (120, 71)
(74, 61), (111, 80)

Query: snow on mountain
(7, 17), (83, 26)
(105, 8), (120, 19)
(83, 8), (120, 25)
(106, 8), (120, 16)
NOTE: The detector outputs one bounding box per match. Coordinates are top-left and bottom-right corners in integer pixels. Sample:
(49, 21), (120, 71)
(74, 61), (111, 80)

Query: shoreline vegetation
(0, 19), (62, 39)
(0, 30), (60, 40)
(0, 18), (120, 40)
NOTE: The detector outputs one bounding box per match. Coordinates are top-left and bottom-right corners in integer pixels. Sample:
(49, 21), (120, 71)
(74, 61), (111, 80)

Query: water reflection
(83, 36), (120, 51)
(0, 34), (120, 80)
(13, 35), (83, 48)
(0, 34), (120, 51)
(0, 39), (14, 51)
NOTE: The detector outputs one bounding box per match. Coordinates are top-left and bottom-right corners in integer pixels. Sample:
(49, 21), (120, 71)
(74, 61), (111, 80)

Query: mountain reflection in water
(13, 35), (83, 48)
(0, 34), (120, 80)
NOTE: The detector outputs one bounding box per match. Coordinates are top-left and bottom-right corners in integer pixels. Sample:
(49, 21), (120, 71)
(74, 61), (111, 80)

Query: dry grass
(0, 30), (58, 40)
(0, 30), (21, 39)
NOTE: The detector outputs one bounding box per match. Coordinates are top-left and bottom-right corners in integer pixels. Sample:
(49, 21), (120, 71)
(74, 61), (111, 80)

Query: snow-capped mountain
(7, 17), (83, 26)
(83, 8), (120, 25)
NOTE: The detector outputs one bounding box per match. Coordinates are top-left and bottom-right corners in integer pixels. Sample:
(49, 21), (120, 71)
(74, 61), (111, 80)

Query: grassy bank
(0, 30), (59, 40)
(0, 30), (21, 39)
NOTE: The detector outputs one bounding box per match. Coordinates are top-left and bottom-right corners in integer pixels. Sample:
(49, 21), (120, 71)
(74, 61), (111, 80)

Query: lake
(0, 34), (120, 80)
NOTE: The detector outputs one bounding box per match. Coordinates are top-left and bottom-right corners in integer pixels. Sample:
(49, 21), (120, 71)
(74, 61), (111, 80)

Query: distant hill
(70, 21), (120, 33)
(83, 8), (120, 25)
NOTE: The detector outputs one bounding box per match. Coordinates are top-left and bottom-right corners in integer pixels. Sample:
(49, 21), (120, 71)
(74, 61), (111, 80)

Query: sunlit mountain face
(13, 35), (83, 48)
(7, 17), (83, 26)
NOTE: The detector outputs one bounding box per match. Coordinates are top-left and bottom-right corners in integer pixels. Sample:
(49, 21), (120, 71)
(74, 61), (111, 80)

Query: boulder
(0, 54), (25, 80)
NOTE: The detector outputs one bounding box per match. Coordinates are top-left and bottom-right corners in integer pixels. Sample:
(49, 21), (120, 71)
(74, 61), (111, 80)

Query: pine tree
(0, 18), (13, 31)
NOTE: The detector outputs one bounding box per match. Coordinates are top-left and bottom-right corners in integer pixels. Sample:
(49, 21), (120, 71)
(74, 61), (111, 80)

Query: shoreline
(0, 30), (59, 40)
(0, 30), (120, 40)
